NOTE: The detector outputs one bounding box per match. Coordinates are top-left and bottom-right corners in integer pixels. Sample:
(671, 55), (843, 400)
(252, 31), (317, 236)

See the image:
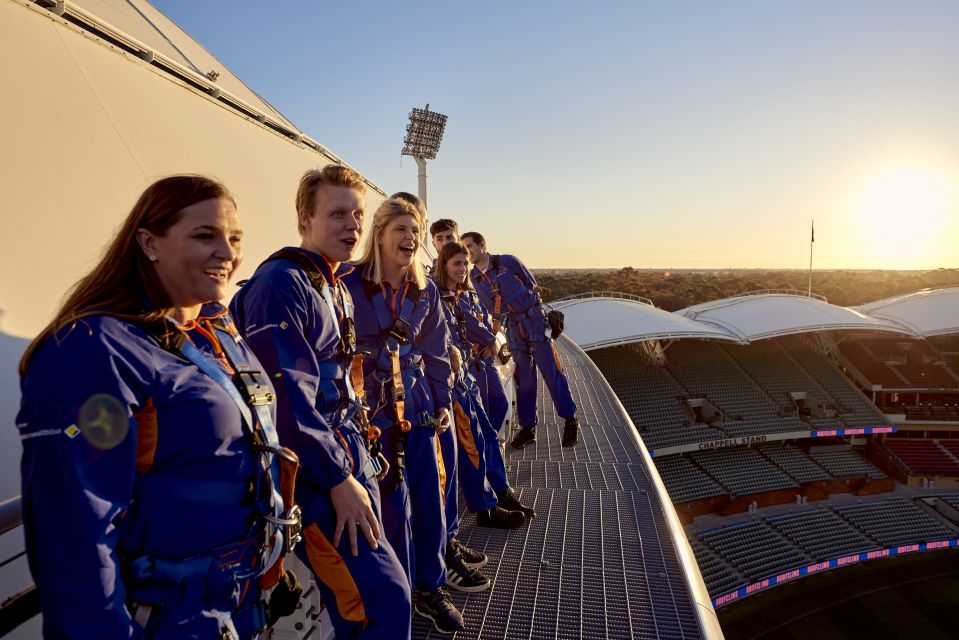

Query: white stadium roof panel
(552, 295), (741, 350)
(678, 293), (914, 342)
(68, 0), (298, 130)
(855, 288), (959, 337)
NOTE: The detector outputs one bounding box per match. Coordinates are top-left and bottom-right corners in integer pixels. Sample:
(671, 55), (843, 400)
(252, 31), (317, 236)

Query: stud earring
(149, 255), (157, 262)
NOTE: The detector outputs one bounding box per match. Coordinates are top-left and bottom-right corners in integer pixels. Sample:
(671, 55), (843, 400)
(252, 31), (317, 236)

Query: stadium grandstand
(3, 1), (958, 637)
(555, 288), (959, 611)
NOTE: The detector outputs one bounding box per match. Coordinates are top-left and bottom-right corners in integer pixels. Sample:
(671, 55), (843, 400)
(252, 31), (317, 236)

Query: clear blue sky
(152, 0), (959, 269)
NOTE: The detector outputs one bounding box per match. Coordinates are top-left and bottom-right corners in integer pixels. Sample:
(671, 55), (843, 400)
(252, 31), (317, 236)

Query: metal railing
(550, 291), (656, 306)
(0, 496), (39, 637)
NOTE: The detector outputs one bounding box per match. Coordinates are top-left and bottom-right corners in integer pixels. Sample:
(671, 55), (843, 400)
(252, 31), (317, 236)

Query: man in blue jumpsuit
(231, 166), (411, 639)
(431, 221), (537, 520)
(461, 231), (580, 449)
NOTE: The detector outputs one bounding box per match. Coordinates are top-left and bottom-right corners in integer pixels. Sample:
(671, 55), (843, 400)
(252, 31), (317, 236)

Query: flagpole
(807, 220), (814, 297)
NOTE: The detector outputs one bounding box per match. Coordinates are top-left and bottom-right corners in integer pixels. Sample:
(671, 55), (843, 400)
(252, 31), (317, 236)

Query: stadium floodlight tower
(401, 103), (448, 208)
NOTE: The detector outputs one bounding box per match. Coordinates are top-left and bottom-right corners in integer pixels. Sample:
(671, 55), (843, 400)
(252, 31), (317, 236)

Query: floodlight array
(402, 106), (448, 160)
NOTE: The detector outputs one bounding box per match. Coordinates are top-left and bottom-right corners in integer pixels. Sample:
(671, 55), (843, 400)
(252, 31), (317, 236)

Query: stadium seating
(698, 521), (811, 582)
(689, 447), (798, 497)
(837, 340), (907, 387)
(756, 442), (832, 483)
(723, 342), (836, 419)
(892, 362), (959, 389)
(691, 497), (958, 597)
(767, 509), (878, 561)
(832, 496), (955, 546)
(653, 455), (727, 503)
(884, 439), (959, 476)
(782, 338), (892, 430)
(665, 342), (804, 437)
(808, 448), (885, 480)
(690, 539), (745, 596)
(589, 347), (727, 450)
(939, 441), (959, 459)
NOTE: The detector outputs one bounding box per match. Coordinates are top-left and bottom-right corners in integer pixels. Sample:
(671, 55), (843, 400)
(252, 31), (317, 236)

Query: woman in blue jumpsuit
(436, 243), (537, 521)
(17, 176), (291, 639)
(342, 197), (465, 634)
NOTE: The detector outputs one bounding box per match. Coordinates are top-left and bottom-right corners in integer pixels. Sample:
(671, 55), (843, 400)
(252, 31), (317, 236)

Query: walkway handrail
(0, 496), (22, 536)
(732, 289), (828, 302)
(550, 291), (656, 306)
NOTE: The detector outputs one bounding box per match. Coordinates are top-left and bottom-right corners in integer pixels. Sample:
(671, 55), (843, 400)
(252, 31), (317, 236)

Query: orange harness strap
(390, 347), (411, 432)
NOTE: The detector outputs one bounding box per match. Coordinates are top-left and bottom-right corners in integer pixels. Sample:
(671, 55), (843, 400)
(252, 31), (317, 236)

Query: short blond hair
(354, 197), (427, 289)
(295, 165), (366, 235)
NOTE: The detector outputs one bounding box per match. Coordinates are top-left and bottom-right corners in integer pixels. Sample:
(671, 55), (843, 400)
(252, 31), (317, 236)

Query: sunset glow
(850, 165), (956, 269)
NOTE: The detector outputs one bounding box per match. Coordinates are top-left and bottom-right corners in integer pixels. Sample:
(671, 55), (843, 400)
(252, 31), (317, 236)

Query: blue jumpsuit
(461, 291), (510, 435)
(230, 248), (411, 639)
(457, 291), (512, 496)
(343, 271), (452, 595)
(18, 305), (276, 639)
(470, 254), (577, 432)
(437, 289), (497, 542)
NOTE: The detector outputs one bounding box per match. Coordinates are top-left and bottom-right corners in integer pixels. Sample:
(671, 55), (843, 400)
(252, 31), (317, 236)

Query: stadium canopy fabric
(678, 293), (913, 342)
(552, 295), (742, 350)
(855, 288), (959, 337)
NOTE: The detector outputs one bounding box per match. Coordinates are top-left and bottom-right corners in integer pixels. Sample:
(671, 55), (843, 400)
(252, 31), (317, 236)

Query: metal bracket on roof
(35, 0), (65, 15)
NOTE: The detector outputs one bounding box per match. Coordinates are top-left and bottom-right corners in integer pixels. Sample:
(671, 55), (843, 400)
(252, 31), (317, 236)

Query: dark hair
(460, 231), (486, 247)
(20, 175), (235, 376)
(430, 218), (459, 237)
(434, 242), (473, 292)
(390, 191), (427, 218)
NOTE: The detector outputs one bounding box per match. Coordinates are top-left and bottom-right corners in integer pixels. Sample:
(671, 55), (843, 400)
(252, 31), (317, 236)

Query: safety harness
(259, 249), (383, 480)
(133, 312), (301, 638)
(361, 277), (441, 484)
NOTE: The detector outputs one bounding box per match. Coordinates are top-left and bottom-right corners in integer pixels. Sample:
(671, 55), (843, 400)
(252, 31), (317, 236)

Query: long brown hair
(19, 175), (235, 376)
(434, 242), (474, 293)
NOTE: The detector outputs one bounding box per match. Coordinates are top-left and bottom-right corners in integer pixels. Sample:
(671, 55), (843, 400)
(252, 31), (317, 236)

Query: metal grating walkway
(413, 339), (707, 639)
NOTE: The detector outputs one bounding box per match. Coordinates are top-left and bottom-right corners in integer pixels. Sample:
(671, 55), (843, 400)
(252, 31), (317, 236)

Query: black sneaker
(497, 488), (536, 518)
(562, 417), (579, 447)
(449, 538), (488, 568)
(475, 506), (526, 529)
(414, 589), (466, 634)
(445, 549), (491, 592)
(510, 427), (536, 449)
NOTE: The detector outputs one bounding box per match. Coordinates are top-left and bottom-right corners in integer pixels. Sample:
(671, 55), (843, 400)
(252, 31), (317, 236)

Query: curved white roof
(552, 295), (741, 350)
(855, 288), (959, 337)
(678, 293), (913, 342)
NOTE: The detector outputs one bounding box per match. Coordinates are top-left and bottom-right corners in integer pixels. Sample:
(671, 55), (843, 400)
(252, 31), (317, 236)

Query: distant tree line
(533, 268), (959, 311)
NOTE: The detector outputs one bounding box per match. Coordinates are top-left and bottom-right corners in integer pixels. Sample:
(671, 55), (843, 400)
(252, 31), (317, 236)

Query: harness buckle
(282, 505), (302, 554)
(252, 443), (299, 465)
(234, 370), (275, 405)
(387, 318), (412, 344)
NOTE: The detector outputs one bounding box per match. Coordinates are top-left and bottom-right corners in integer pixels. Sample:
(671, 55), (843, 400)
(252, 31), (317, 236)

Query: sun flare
(851, 164), (955, 268)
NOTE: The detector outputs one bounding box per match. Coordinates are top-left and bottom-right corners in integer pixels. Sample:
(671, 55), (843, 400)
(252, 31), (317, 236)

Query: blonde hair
(354, 197), (427, 289)
(295, 164), (366, 235)
(20, 175), (235, 376)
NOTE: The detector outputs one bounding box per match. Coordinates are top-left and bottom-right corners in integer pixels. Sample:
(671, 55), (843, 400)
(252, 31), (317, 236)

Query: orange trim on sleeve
(452, 403), (480, 469)
(134, 398), (158, 473)
(303, 524), (368, 624)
